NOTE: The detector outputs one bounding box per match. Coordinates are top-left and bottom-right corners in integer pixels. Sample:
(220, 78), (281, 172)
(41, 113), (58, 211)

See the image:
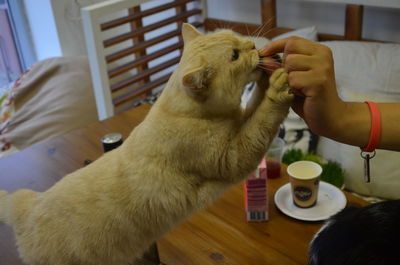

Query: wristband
(362, 101), (381, 152)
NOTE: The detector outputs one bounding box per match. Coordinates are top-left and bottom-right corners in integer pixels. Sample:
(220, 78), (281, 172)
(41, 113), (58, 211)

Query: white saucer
(274, 181), (347, 221)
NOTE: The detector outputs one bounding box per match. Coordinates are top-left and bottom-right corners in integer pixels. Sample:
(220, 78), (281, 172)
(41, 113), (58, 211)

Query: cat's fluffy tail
(0, 190), (9, 223)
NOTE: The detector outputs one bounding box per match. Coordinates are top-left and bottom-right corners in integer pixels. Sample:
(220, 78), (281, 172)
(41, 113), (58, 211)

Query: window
(0, 0), (36, 86)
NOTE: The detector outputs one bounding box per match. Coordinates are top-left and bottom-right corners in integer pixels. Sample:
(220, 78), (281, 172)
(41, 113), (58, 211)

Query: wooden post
(345, 4), (363, 40)
(260, 0), (277, 34)
(175, 0), (188, 54)
(129, 5), (150, 86)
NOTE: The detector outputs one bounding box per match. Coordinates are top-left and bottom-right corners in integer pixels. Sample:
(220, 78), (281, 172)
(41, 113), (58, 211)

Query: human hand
(259, 37), (347, 138)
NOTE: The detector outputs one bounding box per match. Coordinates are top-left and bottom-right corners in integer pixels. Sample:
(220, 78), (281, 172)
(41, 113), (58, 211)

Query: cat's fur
(309, 200), (400, 265)
(0, 24), (293, 265)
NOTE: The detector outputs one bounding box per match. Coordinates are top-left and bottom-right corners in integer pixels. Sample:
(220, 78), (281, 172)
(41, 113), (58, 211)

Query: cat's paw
(266, 68), (294, 104)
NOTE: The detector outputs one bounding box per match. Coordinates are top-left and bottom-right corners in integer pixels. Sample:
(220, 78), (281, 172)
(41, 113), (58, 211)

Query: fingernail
(258, 47), (267, 56)
(263, 46), (273, 56)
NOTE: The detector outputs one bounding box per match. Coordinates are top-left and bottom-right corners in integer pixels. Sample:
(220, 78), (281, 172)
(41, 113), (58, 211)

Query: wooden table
(0, 104), (369, 265)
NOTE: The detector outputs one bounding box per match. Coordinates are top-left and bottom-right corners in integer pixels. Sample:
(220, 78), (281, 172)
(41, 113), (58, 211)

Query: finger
(259, 38), (287, 56)
(287, 71), (319, 96)
(283, 37), (316, 56)
(260, 37), (315, 57)
(283, 54), (314, 72)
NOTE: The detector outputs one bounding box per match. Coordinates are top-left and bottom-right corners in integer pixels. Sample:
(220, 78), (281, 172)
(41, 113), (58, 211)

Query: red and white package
(244, 158), (268, 222)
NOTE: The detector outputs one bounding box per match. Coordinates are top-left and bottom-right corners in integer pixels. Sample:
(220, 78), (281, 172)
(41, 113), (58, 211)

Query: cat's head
(178, 23), (263, 115)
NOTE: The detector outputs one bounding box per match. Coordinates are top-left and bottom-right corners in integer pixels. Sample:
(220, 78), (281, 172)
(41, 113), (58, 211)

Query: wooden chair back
(82, 0), (203, 120)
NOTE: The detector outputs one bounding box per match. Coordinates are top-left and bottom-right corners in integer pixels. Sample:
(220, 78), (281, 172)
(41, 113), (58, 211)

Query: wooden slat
(318, 33), (345, 41)
(111, 56), (180, 92)
(261, 0), (277, 30)
(104, 9), (202, 47)
(345, 4), (363, 40)
(106, 20), (202, 63)
(101, 0), (198, 31)
(113, 73), (171, 106)
(106, 29), (180, 63)
(108, 41), (183, 78)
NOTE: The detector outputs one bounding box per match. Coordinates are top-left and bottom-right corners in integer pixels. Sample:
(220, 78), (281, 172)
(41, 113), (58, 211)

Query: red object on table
(267, 158), (281, 179)
(244, 159), (268, 222)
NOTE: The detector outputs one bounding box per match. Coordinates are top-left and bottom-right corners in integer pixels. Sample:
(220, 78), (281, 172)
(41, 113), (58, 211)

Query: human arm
(260, 37), (400, 151)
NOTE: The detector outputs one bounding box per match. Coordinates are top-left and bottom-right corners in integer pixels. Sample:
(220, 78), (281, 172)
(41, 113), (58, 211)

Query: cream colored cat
(0, 23), (293, 265)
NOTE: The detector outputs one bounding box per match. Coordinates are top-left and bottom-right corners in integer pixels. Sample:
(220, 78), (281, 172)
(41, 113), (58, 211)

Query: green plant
(320, 161), (345, 188)
(302, 153), (323, 165)
(282, 148), (304, 165)
(282, 148), (345, 188)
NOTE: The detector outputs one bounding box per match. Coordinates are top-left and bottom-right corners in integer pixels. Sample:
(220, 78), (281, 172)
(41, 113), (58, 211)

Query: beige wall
(25, 0), (400, 60)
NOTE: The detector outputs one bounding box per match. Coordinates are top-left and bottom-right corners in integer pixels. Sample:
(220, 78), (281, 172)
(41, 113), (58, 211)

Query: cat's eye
(231, 49), (239, 61)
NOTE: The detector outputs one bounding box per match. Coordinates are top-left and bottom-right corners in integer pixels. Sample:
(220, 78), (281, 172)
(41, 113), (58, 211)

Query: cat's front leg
(233, 69), (293, 178)
(196, 180), (230, 208)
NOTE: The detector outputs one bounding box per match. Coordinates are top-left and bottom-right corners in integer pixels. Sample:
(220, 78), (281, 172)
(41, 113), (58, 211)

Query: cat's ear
(182, 59), (210, 100)
(182, 23), (202, 44)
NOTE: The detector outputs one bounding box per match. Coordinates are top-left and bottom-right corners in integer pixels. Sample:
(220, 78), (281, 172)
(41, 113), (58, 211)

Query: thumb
(259, 38), (288, 56)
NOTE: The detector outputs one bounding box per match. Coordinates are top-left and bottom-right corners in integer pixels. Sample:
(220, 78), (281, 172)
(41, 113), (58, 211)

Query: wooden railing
(98, 0), (202, 114)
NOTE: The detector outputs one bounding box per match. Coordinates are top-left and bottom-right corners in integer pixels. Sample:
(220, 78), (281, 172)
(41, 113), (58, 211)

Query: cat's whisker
(260, 27), (274, 39)
(251, 24), (262, 36)
(245, 23), (250, 37)
(253, 17), (276, 39)
(252, 19), (271, 37)
(255, 17), (275, 39)
(257, 65), (275, 70)
(258, 60), (281, 65)
(257, 61), (281, 68)
(256, 65), (278, 72)
(258, 61), (282, 68)
(255, 23), (268, 39)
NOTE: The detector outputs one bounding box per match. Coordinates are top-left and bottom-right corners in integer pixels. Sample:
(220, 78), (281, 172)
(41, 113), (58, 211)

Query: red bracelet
(362, 101), (381, 152)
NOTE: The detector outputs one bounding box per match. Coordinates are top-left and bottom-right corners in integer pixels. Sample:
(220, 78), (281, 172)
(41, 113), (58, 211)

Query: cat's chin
(248, 68), (263, 82)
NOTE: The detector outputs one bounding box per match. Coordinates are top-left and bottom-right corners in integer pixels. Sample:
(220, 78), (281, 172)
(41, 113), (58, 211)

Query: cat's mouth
(257, 54), (282, 74)
(244, 54), (282, 92)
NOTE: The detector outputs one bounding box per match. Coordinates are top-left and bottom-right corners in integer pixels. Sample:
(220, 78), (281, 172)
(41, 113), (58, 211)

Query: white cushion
(323, 41), (400, 101)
